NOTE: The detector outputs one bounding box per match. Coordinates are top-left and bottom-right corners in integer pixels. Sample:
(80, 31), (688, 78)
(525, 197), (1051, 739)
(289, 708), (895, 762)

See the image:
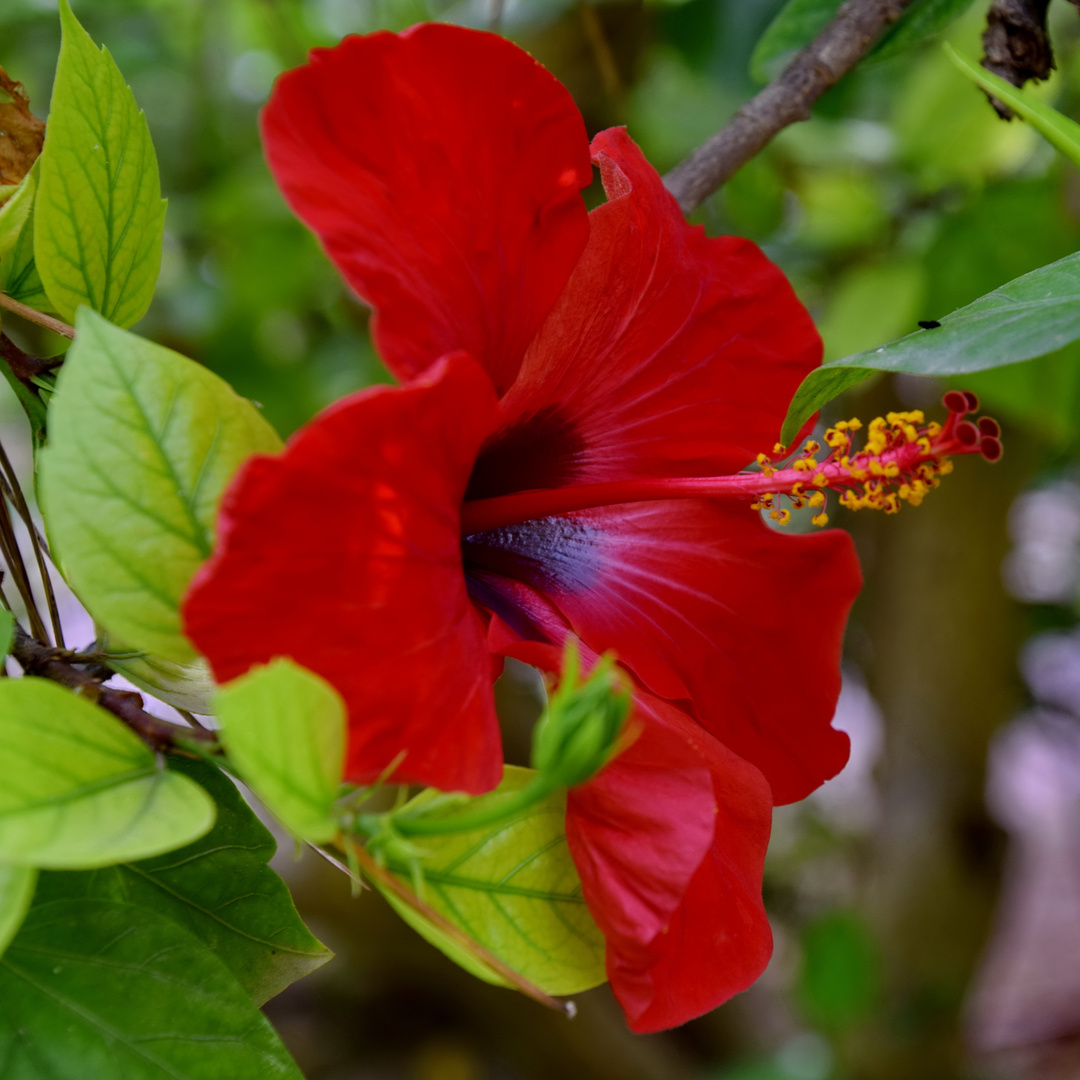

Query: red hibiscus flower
(182, 24), (864, 1031)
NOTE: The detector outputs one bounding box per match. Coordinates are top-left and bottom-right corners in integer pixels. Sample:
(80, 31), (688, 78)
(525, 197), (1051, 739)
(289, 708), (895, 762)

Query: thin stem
(349, 842), (574, 1016)
(306, 841), (368, 890)
(580, 2), (623, 115)
(0, 490), (47, 640)
(0, 293), (75, 340)
(386, 776), (557, 838)
(663, 0), (919, 213)
(0, 437), (63, 645)
(11, 627), (220, 752)
(177, 707), (211, 731)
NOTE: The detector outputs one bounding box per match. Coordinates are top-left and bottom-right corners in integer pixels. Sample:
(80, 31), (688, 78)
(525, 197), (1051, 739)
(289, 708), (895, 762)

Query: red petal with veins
(465, 499), (860, 804)
(596, 699), (773, 1032)
(564, 701), (719, 950)
(183, 353), (503, 794)
(467, 127), (821, 500)
(261, 25), (592, 394)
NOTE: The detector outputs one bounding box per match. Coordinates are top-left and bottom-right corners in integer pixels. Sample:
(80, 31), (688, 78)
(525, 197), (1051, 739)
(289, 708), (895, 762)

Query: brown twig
(11, 626), (219, 752)
(0, 333), (62, 385)
(0, 293), (75, 340)
(0, 494), (47, 641)
(663, 0), (919, 214)
(0, 436), (63, 645)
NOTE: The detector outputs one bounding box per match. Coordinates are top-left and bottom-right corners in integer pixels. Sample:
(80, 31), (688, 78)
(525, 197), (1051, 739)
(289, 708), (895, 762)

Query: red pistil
(460, 394), (999, 536)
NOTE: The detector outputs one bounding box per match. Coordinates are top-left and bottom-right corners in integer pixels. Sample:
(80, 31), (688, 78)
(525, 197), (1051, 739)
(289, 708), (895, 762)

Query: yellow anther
(811, 512), (829, 527)
(772, 442), (785, 455)
(791, 482), (805, 497)
(755, 452), (776, 477)
(750, 500), (761, 511)
(803, 440), (821, 454)
(771, 508), (791, 525)
(926, 422), (941, 438)
(846, 418), (862, 431)
(807, 490), (826, 508)
(812, 471), (828, 486)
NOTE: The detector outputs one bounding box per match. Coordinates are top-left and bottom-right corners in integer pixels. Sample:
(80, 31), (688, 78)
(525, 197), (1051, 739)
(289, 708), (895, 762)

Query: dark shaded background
(5, 0), (1080, 1076)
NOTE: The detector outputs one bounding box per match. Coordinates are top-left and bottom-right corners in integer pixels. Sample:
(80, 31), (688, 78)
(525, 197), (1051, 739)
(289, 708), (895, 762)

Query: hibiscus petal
(261, 25), (592, 393)
(467, 127), (821, 499)
(564, 701), (717, 949)
(465, 500), (861, 804)
(487, 601), (773, 1031)
(183, 353), (504, 794)
(596, 698), (773, 1033)
(489, 619), (722, 952)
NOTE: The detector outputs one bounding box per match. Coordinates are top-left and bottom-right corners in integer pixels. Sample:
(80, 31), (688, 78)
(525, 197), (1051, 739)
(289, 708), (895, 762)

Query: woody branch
(663, 0), (920, 214)
(10, 626), (218, 752)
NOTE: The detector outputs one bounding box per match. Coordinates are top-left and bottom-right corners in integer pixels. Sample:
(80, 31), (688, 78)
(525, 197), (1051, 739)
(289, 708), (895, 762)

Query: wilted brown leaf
(0, 66), (45, 187)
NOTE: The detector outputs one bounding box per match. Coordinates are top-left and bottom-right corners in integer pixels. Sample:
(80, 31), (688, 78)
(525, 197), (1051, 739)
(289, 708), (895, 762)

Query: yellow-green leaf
(34, 0), (167, 327)
(379, 766), (606, 996)
(0, 678), (215, 868)
(216, 660), (344, 843)
(39, 309), (282, 662)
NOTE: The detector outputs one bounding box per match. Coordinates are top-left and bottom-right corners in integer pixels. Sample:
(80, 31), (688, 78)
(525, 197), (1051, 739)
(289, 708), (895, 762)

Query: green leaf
(0, 161), (36, 260)
(35, 757), (331, 1005)
(378, 766), (606, 996)
(944, 44), (1080, 168)
(0, 899), (304, 1078)
(34, 0), (167, 327)
(0, 608), (12, 659)
(872, 0), (976, 61)
(781, 251), (1080, 444)
(0, 677), (215, 868)
(0, 186), (48, 309)
(0, 865), (36, 959)
(39, 309), (282, 662)
(216, 659), (344, 843)
(100, 630), (217, 715)
(750, 0), (840, 83)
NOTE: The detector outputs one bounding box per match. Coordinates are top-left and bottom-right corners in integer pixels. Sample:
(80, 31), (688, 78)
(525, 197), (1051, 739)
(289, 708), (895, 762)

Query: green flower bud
(530, 645), (631, 789)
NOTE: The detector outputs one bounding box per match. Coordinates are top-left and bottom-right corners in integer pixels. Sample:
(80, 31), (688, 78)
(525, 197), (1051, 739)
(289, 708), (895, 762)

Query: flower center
(459, 391), (1000, 536)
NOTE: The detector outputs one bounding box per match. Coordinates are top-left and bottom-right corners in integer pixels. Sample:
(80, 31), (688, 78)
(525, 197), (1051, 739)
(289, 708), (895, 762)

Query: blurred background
(4, 0), (1080, 1077)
